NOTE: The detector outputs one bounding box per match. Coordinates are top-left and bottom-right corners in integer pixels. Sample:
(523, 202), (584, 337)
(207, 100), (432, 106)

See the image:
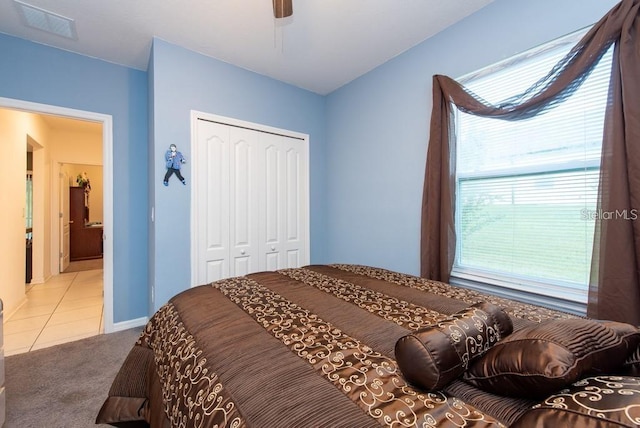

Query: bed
(96, 264), (640, 427)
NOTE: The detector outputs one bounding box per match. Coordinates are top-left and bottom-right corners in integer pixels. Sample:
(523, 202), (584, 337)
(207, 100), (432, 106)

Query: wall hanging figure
(163, 144), (186, 186)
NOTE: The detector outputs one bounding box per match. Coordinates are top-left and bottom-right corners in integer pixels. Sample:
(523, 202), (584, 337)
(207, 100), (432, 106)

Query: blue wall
(0, 33), (149, 323)
(324, 0), (618, 276)
(149, 39), (326, 310)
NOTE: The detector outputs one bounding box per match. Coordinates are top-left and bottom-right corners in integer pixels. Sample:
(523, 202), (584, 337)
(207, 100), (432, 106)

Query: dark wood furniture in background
(69, 186), (103, 261)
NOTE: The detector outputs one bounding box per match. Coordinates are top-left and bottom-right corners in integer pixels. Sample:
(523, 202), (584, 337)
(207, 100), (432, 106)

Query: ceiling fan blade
(272, 0), (293, 18)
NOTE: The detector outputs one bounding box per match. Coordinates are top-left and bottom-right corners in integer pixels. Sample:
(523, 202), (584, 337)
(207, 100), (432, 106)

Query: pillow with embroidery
(395, 302), (513, 391)
(464, 318), (638, 399)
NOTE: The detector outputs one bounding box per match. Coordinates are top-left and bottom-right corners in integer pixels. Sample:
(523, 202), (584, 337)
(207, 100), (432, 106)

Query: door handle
(240, 249), (246, 255)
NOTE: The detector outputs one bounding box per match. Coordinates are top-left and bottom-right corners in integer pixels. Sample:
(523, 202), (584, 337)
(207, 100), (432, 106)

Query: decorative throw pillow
(464, 318), (634, 399)
(395, 302), (513, 391)
(511, 376), (640, 428)
(597, 320), (640, 346)
(621, 346), (640, 376)
(598, 320), (640, 376)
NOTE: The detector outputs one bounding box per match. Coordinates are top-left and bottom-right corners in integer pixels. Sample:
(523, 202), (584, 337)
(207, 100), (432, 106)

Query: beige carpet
(64, 258), (103, 273)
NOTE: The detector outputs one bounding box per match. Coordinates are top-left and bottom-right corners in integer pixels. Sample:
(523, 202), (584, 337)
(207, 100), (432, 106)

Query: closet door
(259, 132), (307, 270)
(193, 116), (308, 286)
(281, 135), (308, 268)
(195, 120), (230, 283)
(229, 127), (259, 276)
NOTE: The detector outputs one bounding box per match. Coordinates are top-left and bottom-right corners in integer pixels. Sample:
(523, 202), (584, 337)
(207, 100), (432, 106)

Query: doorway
(0, 97), (114, 339)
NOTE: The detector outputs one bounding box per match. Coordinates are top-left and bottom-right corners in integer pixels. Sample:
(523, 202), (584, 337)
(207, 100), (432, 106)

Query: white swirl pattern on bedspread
(138, 304), (245, 428)
(213, 274), (504, 428)
(278, 267), (449, 330)
(331, 264), (576, 323)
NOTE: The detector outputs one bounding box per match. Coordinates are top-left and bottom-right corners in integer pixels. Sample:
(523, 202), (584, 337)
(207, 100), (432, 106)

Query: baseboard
(111, 316), (148, 332)
(3, 296), (28, 324)
(29, 273), (52, 285)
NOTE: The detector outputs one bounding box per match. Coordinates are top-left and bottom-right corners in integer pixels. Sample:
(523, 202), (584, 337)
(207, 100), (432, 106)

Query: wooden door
(69, 187), (86, 260)
(59, 171), (70, 272)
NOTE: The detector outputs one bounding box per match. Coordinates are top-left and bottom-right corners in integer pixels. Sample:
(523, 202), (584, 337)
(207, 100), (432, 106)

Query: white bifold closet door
(194, 118), (308, 284)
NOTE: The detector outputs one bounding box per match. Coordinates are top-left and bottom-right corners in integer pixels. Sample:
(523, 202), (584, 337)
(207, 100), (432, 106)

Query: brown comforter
(97, 264), (578, 427)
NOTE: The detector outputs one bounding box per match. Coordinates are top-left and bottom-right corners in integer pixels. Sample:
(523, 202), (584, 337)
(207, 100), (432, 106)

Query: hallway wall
(0, 109), (51, 316)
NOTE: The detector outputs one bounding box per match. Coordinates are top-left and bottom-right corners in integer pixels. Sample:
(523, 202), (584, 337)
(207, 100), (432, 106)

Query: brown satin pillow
(464, 319), (633, 399)
(511, 376), (640, 428)
(621, 346), (640, 376)
(598, 320), (640, 376)
(394, 302), (513, 391)
(598, 320), (640, 347)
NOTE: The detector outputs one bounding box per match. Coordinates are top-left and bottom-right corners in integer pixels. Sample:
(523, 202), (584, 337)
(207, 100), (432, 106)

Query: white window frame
(449, 28), (610, 316)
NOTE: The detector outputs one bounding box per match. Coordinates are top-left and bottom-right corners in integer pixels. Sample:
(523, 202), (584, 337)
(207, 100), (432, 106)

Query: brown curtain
(420, 0), (640, 324)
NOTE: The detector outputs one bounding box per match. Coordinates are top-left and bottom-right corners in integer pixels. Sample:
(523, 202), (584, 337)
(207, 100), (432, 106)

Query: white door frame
(0, 97), (115, 333)
(189, 110), (310, 287)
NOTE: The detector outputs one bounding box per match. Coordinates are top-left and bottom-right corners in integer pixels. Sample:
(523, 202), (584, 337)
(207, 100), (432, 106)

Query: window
(452, 29), (613, 313)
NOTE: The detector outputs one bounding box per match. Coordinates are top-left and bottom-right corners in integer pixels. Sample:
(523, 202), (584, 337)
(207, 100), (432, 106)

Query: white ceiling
(0, 0), (494, 95)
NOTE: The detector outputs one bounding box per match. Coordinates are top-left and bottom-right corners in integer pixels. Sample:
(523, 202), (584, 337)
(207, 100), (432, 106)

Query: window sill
(450, 268), (587, 317)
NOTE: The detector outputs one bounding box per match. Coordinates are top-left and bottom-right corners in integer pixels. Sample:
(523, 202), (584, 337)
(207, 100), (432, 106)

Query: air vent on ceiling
(13, 0), (77, 40)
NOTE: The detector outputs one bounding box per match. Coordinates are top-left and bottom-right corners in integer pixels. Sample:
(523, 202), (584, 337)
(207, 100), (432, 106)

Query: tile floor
(4, 268), (104, 356)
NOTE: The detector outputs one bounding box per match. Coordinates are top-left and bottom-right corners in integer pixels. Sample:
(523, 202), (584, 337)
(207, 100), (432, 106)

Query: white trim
(3, 296), (28, 323)
(111, 316), (148, 332)
(449, 272), (586, 316)
(0, 96), (115, 334)
(191, 111), (308, 141)
(190, 110), (200, 288)
(26, 274), (51, 285)
(189, 110), (311, 287)
(451, 266), (588, 303)
(457, 26), (589, 84)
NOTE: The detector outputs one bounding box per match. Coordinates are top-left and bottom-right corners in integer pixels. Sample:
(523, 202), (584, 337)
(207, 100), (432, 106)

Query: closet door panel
(282, 141), (306, 268)
(230, 128), (258, 276)
(204, 139), (228, 281)
(261, 140), (282, 269)
(258, 133), (307, 270)
(206, 260), (226, 283)
(264, 145), (280, 247)
(196, 121), (230, 283)
(287, 250), (300, 268)
(265, 252), (279, 271)
(234, 257), (251, 277)
(285, 147), (301, 242)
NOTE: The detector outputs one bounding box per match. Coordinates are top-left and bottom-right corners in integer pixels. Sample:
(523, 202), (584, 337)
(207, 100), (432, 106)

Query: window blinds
(453, 30), (613, 303)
